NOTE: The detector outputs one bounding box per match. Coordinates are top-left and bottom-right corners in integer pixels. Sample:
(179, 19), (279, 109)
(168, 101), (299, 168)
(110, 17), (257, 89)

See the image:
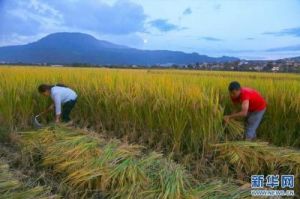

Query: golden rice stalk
(190, 180), (251, 199)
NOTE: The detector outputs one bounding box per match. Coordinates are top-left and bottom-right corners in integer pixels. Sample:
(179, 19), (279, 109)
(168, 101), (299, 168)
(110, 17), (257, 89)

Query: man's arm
(40, 104), (54, 115)
(231, 104), (240, 113)
(55, 114), (61, 123)
(224, 100), (249, 122)
(52, 94), (62, 123)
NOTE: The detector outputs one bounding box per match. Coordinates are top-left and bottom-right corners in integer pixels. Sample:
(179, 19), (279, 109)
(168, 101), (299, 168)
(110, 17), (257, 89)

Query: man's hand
(224, 100), (249, 122)
(55, 115), (61, 123)
(224, 115), (231, 123)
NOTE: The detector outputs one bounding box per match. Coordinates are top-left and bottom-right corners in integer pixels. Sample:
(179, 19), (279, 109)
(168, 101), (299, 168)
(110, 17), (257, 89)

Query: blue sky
(1, 0), (300, 59)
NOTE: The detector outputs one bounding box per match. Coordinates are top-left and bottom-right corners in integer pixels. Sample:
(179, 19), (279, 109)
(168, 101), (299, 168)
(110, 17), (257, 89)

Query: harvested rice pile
(0, 160), (55, 199)
(213, 141), (300, 193)
(20, 126), (251, 199)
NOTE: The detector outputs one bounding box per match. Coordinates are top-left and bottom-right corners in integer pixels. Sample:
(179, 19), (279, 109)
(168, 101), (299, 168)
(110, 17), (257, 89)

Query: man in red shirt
(224, 81), (267, 140)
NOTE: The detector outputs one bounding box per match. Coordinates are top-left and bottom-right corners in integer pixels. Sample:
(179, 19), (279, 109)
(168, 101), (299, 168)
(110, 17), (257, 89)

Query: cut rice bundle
(224, 119), (244, 140)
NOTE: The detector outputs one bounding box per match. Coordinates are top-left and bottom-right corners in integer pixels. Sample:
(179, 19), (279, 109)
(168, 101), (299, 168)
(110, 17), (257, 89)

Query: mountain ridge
(0, 32), (239, 65)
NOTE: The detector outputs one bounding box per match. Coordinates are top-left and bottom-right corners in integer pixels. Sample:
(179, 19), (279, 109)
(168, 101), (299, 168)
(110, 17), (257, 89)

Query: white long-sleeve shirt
(50, 86), (77, 115)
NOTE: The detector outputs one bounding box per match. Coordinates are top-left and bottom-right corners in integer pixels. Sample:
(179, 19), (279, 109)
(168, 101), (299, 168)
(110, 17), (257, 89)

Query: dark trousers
(61, 99), (77, 122)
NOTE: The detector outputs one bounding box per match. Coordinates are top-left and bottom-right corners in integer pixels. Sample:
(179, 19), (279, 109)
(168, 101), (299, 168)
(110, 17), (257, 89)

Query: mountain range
(0, 32), (239, 65)
(288, 56), (300, 61)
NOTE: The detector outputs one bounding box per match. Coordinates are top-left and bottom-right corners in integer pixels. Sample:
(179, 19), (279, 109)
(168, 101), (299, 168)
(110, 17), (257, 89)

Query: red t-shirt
(231, 87), (267, 112)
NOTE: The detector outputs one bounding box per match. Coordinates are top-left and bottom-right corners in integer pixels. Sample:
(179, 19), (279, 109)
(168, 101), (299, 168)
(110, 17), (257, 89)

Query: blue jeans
(245, 109), (266, 140)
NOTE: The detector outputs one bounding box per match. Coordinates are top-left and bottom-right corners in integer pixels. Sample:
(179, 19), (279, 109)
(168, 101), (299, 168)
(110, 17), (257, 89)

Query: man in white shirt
(38, 84), (77, 123)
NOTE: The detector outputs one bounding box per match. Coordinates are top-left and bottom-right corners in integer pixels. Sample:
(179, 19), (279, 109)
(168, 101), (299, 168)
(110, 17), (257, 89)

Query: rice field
(0, 66), (299, 150)
(0, 66), (299, 198)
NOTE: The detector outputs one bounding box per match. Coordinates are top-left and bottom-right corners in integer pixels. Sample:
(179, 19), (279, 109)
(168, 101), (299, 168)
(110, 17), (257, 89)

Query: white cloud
(0, 0), (148, 46)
